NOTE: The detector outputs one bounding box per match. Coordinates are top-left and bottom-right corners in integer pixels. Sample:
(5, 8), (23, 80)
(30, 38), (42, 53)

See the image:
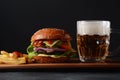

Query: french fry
(0, 51), (9, 57)
(0, 50), (27, 64)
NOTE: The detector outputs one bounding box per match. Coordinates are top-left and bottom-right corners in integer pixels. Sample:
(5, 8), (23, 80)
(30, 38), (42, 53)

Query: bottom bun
(31, 56), (70, 63)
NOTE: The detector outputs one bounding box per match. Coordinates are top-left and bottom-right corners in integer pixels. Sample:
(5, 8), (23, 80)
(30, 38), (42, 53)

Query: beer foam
(77, 21), (111, 35)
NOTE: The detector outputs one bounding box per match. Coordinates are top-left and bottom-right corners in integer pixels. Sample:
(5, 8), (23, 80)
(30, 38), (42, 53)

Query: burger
(27, 28), (76, 63)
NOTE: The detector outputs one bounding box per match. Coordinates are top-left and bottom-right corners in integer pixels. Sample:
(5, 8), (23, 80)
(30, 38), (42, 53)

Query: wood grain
(0, 63), (120, 69)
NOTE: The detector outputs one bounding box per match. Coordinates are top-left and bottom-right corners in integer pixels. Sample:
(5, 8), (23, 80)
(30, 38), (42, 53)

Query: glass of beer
(77, 20), (111, 62)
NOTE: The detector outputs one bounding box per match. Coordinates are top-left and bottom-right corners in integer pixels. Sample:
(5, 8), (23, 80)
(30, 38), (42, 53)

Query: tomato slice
(61, 44), (70, 50)
(48, 40), (54, 44)
(12, 51), (23, 58)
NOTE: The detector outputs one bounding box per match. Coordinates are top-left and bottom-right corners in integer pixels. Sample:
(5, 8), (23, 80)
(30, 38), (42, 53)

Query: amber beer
(77, 21), (110, 62)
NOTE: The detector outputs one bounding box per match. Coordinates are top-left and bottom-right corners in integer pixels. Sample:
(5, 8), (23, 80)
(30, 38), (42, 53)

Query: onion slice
(34, 47), (66, 53)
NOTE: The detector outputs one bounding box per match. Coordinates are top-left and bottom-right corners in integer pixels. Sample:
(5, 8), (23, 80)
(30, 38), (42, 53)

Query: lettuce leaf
(27, 44), (38, 59)
(27, 43), (34, 53)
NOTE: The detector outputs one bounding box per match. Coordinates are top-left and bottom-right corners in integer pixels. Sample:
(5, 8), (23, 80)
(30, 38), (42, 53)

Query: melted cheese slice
(38, 54), (66, 58)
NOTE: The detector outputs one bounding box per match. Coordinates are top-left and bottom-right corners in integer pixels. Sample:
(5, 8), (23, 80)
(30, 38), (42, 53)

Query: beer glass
(77, 20), (111, 62)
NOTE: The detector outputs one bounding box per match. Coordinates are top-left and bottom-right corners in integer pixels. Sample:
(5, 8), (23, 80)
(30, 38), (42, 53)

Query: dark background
(0, 0), (120, 53)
